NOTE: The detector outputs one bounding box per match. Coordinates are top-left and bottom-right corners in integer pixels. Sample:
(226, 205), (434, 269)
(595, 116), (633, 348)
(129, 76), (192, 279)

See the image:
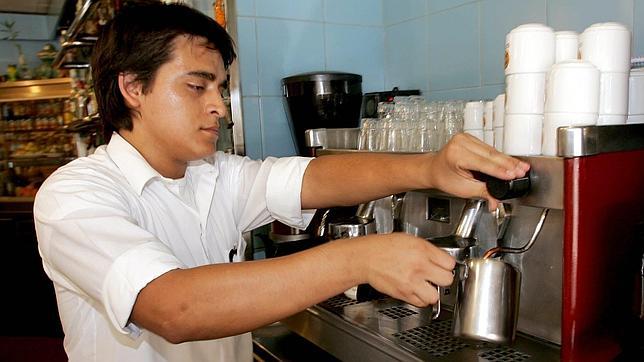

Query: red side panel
(563, 149), (644, 361)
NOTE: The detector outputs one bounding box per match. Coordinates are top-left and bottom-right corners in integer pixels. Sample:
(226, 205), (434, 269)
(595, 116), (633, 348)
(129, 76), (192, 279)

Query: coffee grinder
(264, 72), (364, 257)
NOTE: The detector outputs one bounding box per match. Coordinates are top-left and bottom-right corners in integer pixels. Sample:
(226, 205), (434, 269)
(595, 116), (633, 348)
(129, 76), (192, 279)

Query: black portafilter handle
(473, 170), (531, 200)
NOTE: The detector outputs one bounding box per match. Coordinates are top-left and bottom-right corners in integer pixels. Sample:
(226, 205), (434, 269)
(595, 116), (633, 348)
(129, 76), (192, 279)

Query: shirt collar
(106, 133), (161, 195)
(106, 133), (219, 196)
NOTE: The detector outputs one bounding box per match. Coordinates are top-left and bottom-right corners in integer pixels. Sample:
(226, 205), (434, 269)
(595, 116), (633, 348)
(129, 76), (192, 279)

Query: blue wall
(385, 0), (640, 101)
(234, 0), (385, 159)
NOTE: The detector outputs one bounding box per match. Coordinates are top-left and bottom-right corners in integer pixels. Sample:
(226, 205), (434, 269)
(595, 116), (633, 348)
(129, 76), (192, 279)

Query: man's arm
(131, 232), (454, 343)
(301, 133), (530, 210)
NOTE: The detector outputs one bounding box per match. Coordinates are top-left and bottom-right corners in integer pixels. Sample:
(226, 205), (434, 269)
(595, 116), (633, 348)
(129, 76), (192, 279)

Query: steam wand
(483, 208), (550, 259)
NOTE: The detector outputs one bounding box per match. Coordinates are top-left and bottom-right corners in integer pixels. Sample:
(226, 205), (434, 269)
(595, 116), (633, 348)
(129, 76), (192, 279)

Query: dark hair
(91, 1), (236, 141)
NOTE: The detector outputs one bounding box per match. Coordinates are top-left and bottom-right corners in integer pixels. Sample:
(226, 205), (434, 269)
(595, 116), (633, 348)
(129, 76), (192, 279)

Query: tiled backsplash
(386, 0), (640, 102)
(235, 0), (385, 159)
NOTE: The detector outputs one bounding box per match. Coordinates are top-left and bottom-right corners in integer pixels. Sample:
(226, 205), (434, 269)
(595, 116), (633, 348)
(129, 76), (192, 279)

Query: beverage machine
(282, 124), (644, 361)
(264, 72), (364, 257)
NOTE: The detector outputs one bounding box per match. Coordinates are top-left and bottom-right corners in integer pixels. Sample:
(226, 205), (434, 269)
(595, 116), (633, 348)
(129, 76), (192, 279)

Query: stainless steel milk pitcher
(452, 208), (549, 344)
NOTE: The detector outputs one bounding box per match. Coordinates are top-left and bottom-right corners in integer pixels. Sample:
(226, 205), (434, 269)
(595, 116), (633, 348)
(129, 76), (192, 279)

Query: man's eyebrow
(186, 71), (215, 81)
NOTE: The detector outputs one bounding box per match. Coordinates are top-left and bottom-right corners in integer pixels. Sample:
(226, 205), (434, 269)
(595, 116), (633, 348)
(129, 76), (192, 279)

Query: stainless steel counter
(283, 295), (560, 361)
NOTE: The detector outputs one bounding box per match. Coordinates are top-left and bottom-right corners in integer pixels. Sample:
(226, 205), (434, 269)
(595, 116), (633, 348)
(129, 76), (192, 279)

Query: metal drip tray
(282, 295), (560, 361)
(393, 321), (469, 357)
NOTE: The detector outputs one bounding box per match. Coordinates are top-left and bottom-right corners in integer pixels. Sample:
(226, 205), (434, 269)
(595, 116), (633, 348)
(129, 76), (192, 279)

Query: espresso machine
(281, 124), (644, 361)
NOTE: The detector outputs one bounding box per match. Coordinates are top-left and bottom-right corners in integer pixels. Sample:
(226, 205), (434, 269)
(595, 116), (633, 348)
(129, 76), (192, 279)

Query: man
(34, 2), (529, 361)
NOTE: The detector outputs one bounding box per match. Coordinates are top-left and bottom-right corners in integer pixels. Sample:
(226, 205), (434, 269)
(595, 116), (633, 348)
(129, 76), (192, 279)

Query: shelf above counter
(0, 78), (72, 103)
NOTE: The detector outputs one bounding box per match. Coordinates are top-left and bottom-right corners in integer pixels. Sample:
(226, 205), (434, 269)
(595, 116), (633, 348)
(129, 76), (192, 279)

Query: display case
(0, 78), (77, 197)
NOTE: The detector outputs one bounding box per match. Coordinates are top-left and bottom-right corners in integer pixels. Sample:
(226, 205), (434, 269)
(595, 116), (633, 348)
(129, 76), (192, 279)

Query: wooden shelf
(0, 78), (72, 103)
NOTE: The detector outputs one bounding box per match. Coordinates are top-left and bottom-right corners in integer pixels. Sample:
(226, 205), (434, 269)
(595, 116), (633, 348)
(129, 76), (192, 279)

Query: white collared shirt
(34, 133), (314, 362)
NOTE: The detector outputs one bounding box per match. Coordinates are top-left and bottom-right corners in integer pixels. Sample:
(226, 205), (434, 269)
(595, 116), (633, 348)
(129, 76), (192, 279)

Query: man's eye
(188, 84), (204, 91)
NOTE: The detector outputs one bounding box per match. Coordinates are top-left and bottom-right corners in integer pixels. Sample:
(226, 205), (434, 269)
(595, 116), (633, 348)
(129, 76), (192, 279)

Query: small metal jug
(452, 208), (549, 344)
(452, 258), (521, 344)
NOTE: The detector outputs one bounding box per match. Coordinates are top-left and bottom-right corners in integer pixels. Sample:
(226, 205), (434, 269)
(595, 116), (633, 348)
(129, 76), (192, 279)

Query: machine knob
(474, 171), (531, 200)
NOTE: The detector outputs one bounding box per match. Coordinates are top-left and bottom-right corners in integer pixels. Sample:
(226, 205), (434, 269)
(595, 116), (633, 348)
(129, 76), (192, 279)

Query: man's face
(133, 35), (228, 163)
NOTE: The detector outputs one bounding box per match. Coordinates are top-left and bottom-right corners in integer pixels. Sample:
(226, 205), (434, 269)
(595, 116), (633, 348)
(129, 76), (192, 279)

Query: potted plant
(1, 19), (32, 80)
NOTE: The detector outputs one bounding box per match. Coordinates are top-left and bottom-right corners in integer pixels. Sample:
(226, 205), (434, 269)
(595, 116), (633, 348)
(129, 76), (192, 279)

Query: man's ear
(118, 73), (143, 109)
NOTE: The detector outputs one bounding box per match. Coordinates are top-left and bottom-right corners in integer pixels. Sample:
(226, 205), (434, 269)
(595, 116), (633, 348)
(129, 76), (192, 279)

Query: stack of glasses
(357, 97), (465, 152)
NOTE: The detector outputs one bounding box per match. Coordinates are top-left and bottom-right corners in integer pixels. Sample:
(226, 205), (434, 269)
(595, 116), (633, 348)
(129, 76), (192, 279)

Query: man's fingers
(412, 281), (439, 306)
(426, 242), (457, 271)
(424, 264), (454, 287)
(452, 134), (530, 180)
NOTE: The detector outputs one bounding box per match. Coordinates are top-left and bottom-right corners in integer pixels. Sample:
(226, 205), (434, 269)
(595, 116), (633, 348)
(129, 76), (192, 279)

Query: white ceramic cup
(555, 31), (579, 63)
(505, 73), (546, 114)
(505, 23), (555, 75)
(542, 114), (572, 156)
(494, 127), (504, 152)
(627, 114), (644, 124)
(484, 101), (494, 130)
(484, 130), (494, 146)
(493, 94), (506, 127)
(629, 69), (644, 115)
(503, 114), (543, 155)
(597, 114), (627, 125)
(464, 101), (485, 130)
(580, 22), (631, 73)
(545, 60), (600, 114)
(599, 72), (629, 115)
(465, 129), (484, 141)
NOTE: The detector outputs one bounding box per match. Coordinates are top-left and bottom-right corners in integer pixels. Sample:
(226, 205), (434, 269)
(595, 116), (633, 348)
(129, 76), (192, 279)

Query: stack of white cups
(504, 23), (555, 155)
(580, 22), (631, 125)
(464, 101), (485, 141)
(627, 68), (644, 124)
(543, 60), (600, 156)
(483, 101), (494, 146)
(493, 94), (505, 151)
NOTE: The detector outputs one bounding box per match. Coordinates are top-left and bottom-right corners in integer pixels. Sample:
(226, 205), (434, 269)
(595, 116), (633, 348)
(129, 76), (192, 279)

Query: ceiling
(0, 0), (66, 15)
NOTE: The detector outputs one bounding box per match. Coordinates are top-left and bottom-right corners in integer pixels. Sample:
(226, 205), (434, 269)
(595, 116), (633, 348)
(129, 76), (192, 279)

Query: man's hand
(424, 133), (530, 210)
(351, 233), (456, 307)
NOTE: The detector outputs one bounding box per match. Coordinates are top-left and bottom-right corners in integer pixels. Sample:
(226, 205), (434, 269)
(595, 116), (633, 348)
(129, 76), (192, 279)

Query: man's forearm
(301, 153), (434, 209)
(131, 238), (362, 343)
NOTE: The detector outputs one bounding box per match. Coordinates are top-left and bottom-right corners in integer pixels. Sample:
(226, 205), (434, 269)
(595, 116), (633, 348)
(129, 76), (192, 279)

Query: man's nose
(207, 91), (227, 118)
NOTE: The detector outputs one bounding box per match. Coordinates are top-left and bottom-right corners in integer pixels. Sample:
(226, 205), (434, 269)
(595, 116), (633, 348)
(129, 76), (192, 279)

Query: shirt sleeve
(34, 170), (185, 336)
(217, 154), (315, 232)
(265, 156), (316, 229)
